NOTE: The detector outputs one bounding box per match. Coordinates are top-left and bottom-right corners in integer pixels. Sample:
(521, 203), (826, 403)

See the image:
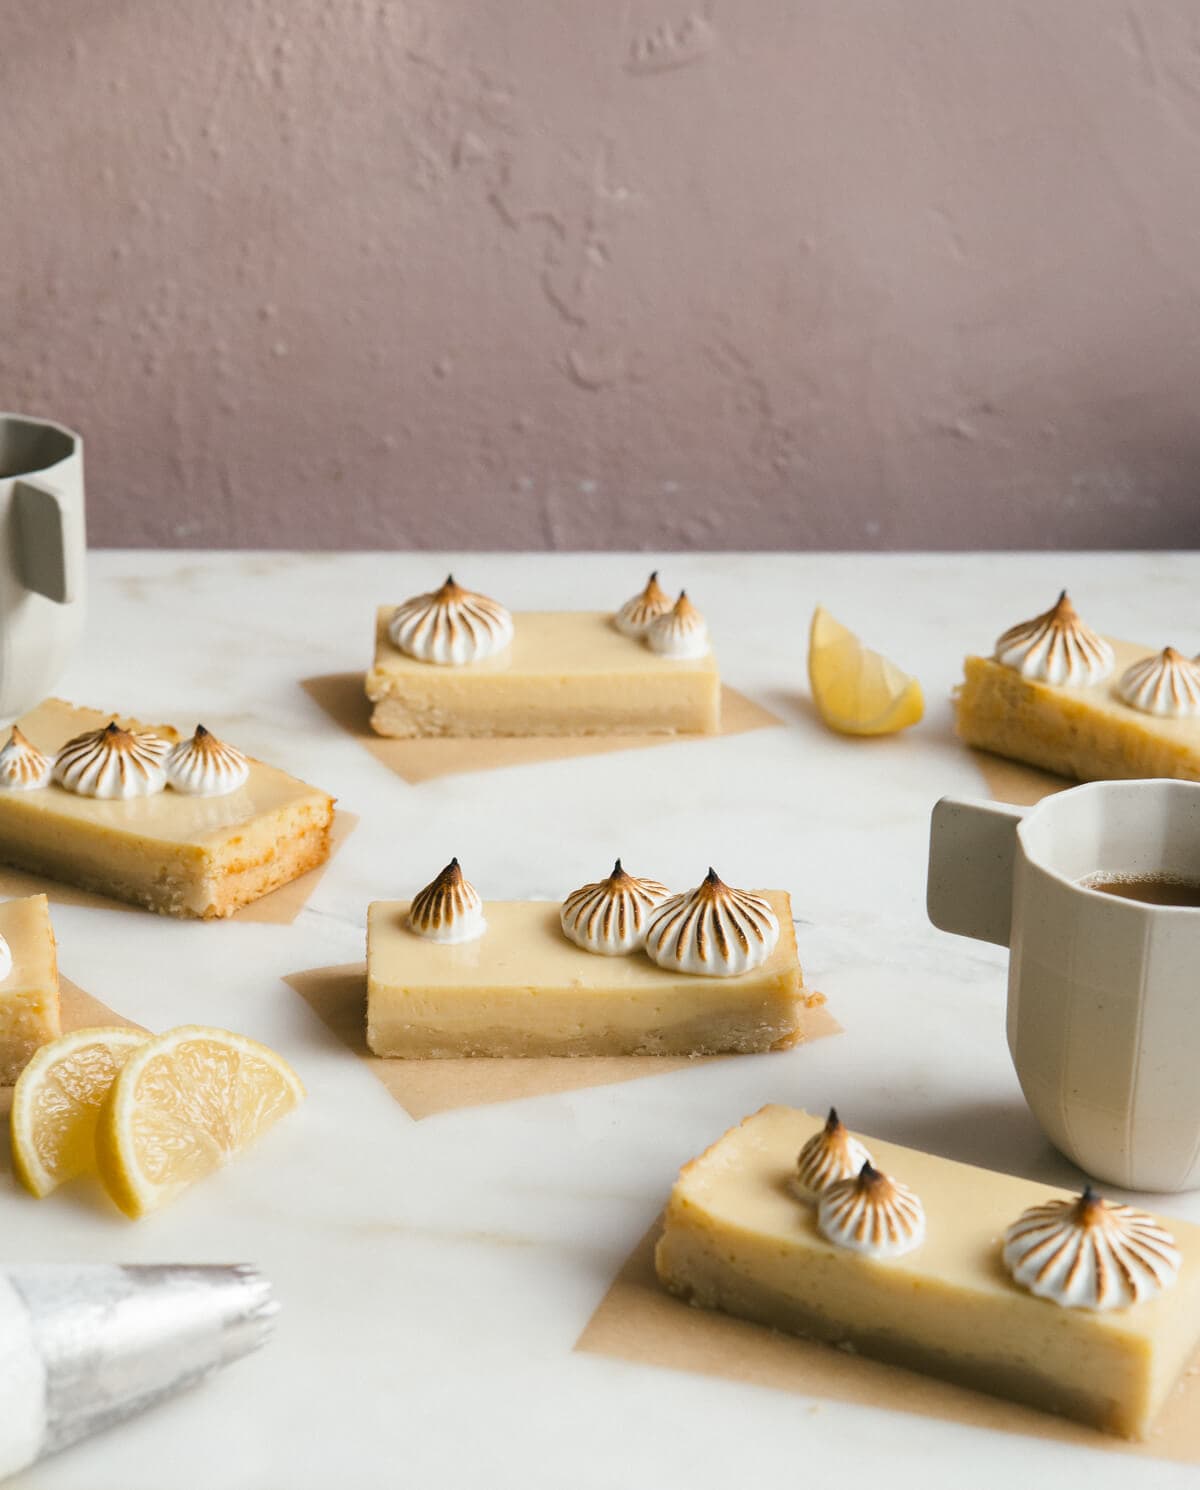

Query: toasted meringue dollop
(560, 860), (671, 955)
(993, 591), (1114, 686)
(795, 1109), (874, 1196)
(53, 722), (169, 800)
(0, 727), (53, 791)
(408, 859), (486, 944)
(165, 724), (251, 796)
(389, 575), (514, 666)
(817, 1163), (926, 1259)
(643, 869), (779, 977)
(0, 933), (12, 982)
(1116, 647), (1200, 719)
(646, 592), (710, 659)
(614, 571), (672, 638)
(1003, 1187), (1181, 1311)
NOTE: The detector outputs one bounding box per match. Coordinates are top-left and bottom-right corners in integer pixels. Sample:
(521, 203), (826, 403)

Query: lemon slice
(808, 605), (924, 736)
(95, 1025), (304, 1219)
(11, 1026), (148, 1198)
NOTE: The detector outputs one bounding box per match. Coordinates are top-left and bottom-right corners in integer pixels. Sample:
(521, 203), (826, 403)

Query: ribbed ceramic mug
(0, 414), (86, 720)
(927, 779), (1200, 1192)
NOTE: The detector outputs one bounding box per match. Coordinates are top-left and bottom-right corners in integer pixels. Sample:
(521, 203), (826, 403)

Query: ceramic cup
(927, 779), (1200, 1192)
(0, 413), (86, 720)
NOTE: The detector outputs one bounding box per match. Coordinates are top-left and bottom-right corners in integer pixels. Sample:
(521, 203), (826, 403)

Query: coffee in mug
(1079, 873), (1200, 908)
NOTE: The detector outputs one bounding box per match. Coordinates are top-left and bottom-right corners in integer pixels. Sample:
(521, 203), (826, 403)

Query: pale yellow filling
(366, 895), (807, 1057)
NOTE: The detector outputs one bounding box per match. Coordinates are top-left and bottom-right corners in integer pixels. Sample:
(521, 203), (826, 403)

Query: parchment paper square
(301, 673), (782, 785)
(284, 963), (841, 1120)
(575, 1222), (1200, 1464)
(970, 748), (1072, 807)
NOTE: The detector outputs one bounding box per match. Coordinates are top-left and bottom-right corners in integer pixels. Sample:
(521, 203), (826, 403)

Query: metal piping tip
(0, 1264), (276, 1480)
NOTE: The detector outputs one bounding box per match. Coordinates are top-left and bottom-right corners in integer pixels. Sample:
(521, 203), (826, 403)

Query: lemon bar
(0, 894), (60, 1083)
(367, 610), (721, 738)
(657, 1106), (1200, 1438)
(957, 592), (1200, 782)
(0, 699), (334, 919)
(366, 894), (808, 1057)
(956, 640), (1200, 782)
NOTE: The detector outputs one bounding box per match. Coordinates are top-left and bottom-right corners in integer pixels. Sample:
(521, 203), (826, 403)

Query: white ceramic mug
(0, 414), (86, 721)
(927, 779), (1200, 1192)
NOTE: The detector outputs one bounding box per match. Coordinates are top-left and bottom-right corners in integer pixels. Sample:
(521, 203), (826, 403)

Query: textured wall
(2, 2), (1200, 549)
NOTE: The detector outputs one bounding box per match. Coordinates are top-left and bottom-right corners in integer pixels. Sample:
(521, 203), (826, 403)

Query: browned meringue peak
(165, 725), (251, 797)
(408, 858), (486, 944)
(993, 590), (1114, 686)
(646, 590), (710, 659)
(560, 859), (671, 955)
(53, 722), (170, 800)
(1003, 1185), (1181, 1311)
(794, 1108), (874, 1196)
(1116, 647), (1200, 719)
(817, 1161), (926, 1258)
(388, 575), (514, 666)
(614, 571), (672, 638)
(0, 725), (53, 791)
(644, 868), (779, 977)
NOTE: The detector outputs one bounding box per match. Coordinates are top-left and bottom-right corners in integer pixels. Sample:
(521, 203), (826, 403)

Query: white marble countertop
(6, 550), (1200, 1490)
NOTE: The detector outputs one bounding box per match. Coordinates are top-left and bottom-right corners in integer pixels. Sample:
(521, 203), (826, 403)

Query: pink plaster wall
(2, 2), (1200, 549)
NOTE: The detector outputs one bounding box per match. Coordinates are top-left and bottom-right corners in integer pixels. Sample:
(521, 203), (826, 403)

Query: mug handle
(12, 479), (81, 604)
(926, 796), (1028, 948)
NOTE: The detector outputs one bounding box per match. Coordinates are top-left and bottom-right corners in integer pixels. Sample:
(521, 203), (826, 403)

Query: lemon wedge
(11, 1026), (148, 1198)
(808, 605), (924, 736)
(95, 1025), (304, 1219)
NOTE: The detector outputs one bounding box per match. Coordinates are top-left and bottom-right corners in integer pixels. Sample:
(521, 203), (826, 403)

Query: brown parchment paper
(0, 976), (145, 1119)
(229, 809), (358, 923)
(969, 747), (1073, 807)
(576, 1222), (1200, 1465)
(284, 962), (842, 1121)
(0, 811), (357, 926)
(301, 674), (782, 785)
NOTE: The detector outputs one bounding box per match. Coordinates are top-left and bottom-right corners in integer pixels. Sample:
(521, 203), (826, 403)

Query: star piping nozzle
(0, 1263), (276, 1479)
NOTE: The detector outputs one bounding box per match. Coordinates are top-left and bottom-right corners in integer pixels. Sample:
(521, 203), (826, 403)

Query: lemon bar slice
(657, 1106), (1200, 1438)
(366, 895), (809, 1057)
(0, 699), (334, 919)
(0, 894), (61, 1083)
(366, 610), (721, 738)
(956, 639), (1200, 783)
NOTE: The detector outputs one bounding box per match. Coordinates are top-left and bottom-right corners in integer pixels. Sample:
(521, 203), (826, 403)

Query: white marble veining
(5, 552), (1200, 1490)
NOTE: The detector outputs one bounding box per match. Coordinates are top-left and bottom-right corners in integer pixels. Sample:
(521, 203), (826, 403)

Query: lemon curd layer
(657, 1106), (1200, 1439)
(956, 638), (1200, 782)
(0, 894), (60, 1083)
(0, 700), (334, 919)
(366, 610), (721, 738)
(366, 894), (808, 1058)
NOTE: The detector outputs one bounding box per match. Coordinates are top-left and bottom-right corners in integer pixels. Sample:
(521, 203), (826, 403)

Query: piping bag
(0, 1263), (275, 1480)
